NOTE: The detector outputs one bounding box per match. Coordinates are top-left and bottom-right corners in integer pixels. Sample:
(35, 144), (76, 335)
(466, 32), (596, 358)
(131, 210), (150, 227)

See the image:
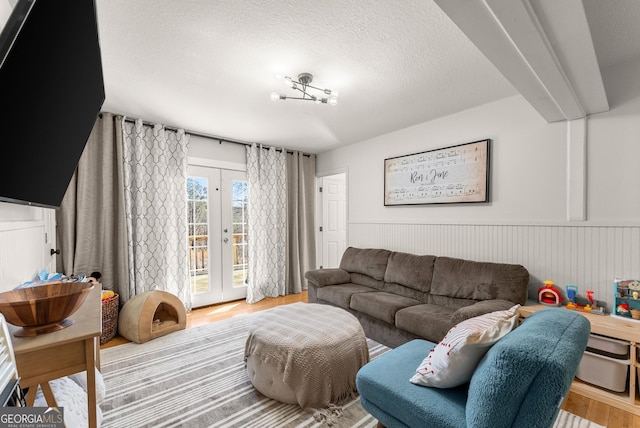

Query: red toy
(538, 280), (563, 306)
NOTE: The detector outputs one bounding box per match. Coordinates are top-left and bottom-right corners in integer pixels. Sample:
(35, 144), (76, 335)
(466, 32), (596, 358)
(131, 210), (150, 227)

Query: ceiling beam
(434, 0), (609, 122)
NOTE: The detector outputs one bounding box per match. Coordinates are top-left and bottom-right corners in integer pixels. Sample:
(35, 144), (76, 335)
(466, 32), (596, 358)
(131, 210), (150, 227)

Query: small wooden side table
(7, 284), (101, 428)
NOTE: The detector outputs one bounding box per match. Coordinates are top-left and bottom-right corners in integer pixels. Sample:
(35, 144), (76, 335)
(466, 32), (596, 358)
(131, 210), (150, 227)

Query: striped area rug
(100, 304), (603, 428)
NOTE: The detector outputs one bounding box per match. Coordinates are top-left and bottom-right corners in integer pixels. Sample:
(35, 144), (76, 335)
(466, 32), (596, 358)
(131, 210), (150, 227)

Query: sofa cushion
(395, 304), (456, 344)
(339, 247), (391, 281)
(350, 292), (421, 325)
(428, 293), (479, 310)
(316, 284), (376, 310)
(450, 299), (517, 325)
(410, 305), (520, 388)
(430, 257), (529, 304)
(350, 272), (386, 290)
(356, 339), (468, 428)
(384, 252), (436, 293)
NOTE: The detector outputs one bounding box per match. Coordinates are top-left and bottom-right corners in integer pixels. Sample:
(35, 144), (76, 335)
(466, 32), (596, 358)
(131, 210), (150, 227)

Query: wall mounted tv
(0, 0), (105, 209)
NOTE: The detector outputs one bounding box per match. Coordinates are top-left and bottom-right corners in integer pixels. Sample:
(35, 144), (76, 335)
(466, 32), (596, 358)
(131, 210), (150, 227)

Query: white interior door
(188, 166), (247, 307)
(321, 173), (347, 268)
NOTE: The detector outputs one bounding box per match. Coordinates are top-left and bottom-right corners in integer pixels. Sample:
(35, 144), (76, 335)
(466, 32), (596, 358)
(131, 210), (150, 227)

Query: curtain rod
(122, 116), (251, 146)
(121, 116), (312, 157)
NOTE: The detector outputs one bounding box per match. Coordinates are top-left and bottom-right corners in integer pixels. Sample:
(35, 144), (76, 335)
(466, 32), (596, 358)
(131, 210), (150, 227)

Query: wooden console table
(7, 284), (101, 428)
(520, 304), (640, 416)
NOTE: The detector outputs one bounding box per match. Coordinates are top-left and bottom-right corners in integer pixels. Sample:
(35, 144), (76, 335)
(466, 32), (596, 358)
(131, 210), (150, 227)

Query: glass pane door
(187, 176), (209, 294)
(221, 170), (248, 301)
(187, 166), (222, 307)
(187, 166), (247, 307)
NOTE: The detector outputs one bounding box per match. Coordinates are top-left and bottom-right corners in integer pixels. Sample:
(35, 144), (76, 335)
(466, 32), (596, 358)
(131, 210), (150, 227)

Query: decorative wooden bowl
(0, 281), (94, 336)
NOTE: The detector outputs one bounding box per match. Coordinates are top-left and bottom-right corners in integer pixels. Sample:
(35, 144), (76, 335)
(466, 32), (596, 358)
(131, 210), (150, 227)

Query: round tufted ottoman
(244, 303), (369, 409)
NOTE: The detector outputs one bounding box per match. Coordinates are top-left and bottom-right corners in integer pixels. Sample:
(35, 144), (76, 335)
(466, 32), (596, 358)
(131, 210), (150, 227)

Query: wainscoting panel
(0, 223), (46, 292)
(349, 222), (640, 311)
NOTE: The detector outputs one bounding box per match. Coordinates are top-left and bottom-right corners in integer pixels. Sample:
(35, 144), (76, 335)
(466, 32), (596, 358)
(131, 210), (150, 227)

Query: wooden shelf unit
(519, 304), (640, 416)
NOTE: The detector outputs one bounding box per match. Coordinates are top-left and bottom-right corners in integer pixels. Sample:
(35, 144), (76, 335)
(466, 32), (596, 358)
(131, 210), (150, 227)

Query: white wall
(188, 136), (246, 165)
(588, 57), (640, 222)
(317, 57), (640, 311)
(319, 95), (568, 223)
(0, 203), (56, 291)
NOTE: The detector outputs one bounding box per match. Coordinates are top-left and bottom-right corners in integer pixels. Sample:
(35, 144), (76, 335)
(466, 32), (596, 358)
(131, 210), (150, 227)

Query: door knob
(223, 238), (229, 243)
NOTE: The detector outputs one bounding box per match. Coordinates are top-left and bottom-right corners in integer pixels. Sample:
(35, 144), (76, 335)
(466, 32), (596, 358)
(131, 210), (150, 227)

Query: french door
(187, 166), (248, 307)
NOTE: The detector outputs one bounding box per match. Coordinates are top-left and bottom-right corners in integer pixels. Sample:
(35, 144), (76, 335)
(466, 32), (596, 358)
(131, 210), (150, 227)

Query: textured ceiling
(95, 0), (640, 154)
(583, 0), (640, 69)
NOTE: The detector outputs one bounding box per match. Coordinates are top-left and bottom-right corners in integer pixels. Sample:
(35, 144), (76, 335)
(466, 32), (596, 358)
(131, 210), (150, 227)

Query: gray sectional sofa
(305, 247), (529, 348)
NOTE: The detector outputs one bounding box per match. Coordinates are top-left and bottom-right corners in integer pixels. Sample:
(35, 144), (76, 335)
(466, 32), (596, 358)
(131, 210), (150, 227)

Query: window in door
(187, 176), (210, 294)
(187, 166), (247, 307)
(231, 180), (249, 287)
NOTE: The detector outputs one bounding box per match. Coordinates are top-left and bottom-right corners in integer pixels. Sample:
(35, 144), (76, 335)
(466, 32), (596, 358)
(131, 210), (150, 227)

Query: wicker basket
(101, 293), (119, 345)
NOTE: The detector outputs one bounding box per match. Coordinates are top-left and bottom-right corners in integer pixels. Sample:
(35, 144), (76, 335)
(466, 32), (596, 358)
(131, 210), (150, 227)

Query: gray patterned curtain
(246, 144), (287, 304)
(122, 119), (191, 310)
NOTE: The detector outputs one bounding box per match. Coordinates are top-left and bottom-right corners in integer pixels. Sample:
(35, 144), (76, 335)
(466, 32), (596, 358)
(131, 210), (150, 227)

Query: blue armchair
(356, 308), (590, 428)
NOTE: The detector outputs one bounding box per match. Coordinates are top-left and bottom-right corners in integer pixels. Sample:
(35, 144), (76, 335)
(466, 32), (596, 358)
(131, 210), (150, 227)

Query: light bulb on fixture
(270, 92), (286, 101)
(284, 76), (294, 88)
(270, 72), (338, 106)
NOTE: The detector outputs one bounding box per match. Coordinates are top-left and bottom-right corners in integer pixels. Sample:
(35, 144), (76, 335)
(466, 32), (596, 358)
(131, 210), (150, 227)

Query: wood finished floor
(101, 290), (635, 426)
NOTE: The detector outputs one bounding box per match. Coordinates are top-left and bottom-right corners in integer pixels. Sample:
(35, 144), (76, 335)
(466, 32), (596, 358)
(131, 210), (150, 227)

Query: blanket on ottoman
(244, 303), (369, 419)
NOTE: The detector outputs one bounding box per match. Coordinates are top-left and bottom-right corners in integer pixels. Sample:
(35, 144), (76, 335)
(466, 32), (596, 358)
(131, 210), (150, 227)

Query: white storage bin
(586, 334), (629, 358)
(576, 350), (630, 392)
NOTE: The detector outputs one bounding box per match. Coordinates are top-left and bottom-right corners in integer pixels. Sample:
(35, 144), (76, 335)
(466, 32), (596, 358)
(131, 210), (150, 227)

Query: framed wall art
(384, 139), (490, 206)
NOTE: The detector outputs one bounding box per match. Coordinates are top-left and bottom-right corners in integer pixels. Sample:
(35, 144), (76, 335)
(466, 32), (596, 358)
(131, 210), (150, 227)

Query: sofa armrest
(304, 268), (351, 288)
(451, 299), (517, 325)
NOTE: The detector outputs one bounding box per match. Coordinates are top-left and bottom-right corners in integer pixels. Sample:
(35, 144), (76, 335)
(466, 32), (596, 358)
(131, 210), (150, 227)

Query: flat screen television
(0, 0), (105, 209)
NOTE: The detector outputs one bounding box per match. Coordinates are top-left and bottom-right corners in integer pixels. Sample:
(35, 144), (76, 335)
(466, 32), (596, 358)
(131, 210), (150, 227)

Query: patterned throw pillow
(410, 304), (521, 388)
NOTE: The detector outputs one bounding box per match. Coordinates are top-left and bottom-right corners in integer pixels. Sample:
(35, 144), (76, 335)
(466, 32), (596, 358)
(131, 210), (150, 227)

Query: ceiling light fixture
(271, 73), (338, 105)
